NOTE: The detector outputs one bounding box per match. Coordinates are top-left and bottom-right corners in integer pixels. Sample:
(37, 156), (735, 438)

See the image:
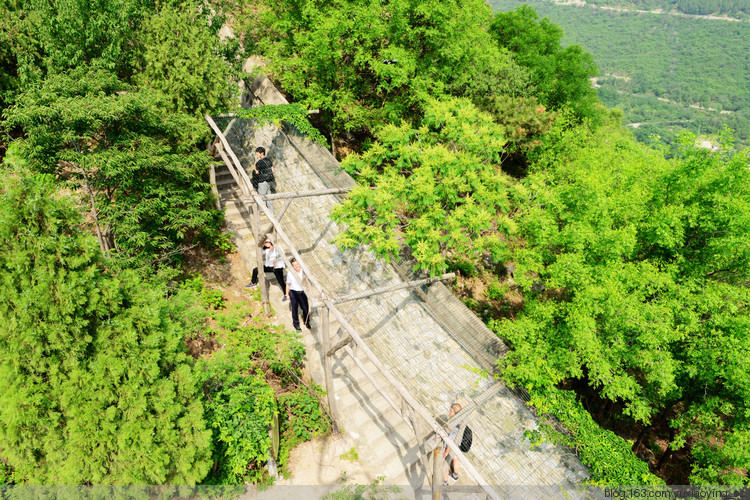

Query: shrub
(527, 388), (664, 485)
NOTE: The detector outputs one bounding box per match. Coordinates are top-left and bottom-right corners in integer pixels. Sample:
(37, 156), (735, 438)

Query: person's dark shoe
(442, 481), (448, 487)
(282, 295), (288, 301)
(450, 471), (458, 482)
(245, 283), (258, 289)
(294, 326), (302, 331)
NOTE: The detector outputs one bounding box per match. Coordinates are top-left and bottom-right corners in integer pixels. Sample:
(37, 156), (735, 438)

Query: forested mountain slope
(489, 0), (750, 146)
(575, 0), (750, 19)
(0, 0), (329, 486)
(1, 0), (749, 489)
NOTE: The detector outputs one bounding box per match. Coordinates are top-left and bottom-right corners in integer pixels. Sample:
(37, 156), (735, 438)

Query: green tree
(0, 167), (212, 483)
(331, 97), (515, 274)
(244, 0), (530, 149)
(3, 67), (220, 268)
(497, 119), (750, 484)
(136, 1), (236, 119)
(0, 0), (154, 88)
(489, 5), (602, 122)
(197, 350), (277, 485)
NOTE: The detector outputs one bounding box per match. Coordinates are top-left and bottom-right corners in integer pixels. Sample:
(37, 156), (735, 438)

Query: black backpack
(459, 426), (473, 453)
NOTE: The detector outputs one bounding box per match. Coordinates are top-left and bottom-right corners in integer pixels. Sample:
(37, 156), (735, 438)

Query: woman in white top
(247, 239), (287, 299)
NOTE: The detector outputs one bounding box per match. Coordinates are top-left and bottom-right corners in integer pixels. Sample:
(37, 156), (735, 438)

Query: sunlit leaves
(496, 120), (750, 484)
(137, 1), (235, 120)
(332, 97), (512, 274)
(243, 0), (529, 142)
(3, 67), (219, 269)
(490, 5), (603, 123)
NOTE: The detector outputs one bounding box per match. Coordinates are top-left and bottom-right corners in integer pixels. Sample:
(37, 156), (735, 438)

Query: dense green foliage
(488, 0), (750, 145)
(0, 168), (328, 484)
(489, 5), (602, 122)
(137, 1), (236, 118)
(0, 0), (150, 87)
(334, 22), (750, 479)
(495, 119), (750, 484)
(1, 0), (238, 269)
(0, 170), (213, 483)
(193, 294), (328, 484)
(241, 0), (533, 147)
(4, 68), (219, 269)
(332, 98), (515, 274)
(529, 388), (663, 485)
(0, 0), (330, 486)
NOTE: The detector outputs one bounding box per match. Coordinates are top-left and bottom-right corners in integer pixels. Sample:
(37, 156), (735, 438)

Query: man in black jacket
(253, 146), (275, 215)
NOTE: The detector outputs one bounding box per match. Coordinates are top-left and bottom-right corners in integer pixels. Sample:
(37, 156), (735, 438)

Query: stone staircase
(209, 74), (593, 496)
(213, 162), (433, 492)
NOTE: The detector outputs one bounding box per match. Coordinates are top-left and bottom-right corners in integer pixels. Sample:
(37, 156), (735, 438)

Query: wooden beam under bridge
(242, 187), (353, 202)
(325, 273), (456, 357)
(331, 273), (455, 305)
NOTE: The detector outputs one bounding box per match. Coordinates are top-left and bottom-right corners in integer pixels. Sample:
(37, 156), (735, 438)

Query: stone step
(377, 442), (427, 485)
(223, 203), (251, 217)
(218, 191), (244, 209)
(336, 385), (401, 435)
(216, 176), (238, 188)
(223, 209), (253, 226)
(214, 166), (233, 177)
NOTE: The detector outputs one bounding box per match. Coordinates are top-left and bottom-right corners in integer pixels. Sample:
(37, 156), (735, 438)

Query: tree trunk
(632, 424), (651, 452)
(79, 167), (109, 253)
(658, 428), (676, 474)
(597, 399), (612, 422)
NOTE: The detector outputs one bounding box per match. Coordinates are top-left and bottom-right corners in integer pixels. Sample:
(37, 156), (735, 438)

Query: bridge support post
(252, 202), (270, 314)
(432, 446), (442, 499)
(405, 401), (430, 480)
(321, 306), (340, 432)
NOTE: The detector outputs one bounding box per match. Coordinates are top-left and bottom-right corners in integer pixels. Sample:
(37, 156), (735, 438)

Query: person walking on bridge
(285, 258), (311, 331)
(253, 146), (275, 215)
(443, 402), (473, 485)
(246, 238), (286, 299)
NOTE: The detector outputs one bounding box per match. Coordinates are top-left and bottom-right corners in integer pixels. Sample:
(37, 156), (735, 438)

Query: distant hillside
(573, 0), (750, 20)
(489, 0), (750, 146)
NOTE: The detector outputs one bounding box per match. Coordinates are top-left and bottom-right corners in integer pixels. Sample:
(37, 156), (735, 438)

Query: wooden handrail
(205, 115), (255, 196)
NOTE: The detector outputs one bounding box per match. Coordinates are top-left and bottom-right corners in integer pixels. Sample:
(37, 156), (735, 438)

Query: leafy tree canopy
(0, 0), (155, 88)
(497, 118), (750, 484)
(332, 97), (515, 274)
(136, 1), (237, 118)
(489, 5), (603, 123)
(0, 168), (212, 483)
(243, 0), (531, 145)
(3, 67), (220, 269)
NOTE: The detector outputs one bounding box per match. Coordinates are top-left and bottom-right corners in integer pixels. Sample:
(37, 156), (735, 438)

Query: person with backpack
(253, 146), (275, 215)
(443, 402), (472, 485)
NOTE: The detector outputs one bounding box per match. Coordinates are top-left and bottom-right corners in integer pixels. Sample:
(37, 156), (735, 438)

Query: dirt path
(187, 248), (376, 489)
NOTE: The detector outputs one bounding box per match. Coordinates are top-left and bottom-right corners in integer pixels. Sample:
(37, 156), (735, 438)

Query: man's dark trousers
(289, 289), (310, 330)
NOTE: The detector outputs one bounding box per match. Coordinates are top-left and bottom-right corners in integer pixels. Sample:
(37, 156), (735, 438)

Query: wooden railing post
(432, 446), (442, 500)
(321, 306), (340, 432)
(252, 203), (269, 314)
